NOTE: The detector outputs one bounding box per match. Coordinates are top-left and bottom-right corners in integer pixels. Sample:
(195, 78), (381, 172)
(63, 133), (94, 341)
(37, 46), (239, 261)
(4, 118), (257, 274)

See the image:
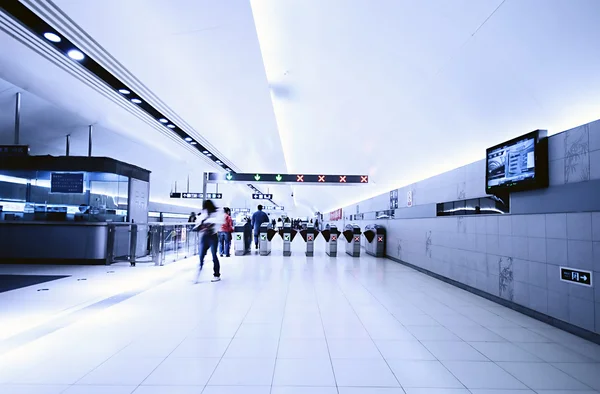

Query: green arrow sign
(226, 173), (233, 181)
(254, 174), (261, 181)
(276, 174), (282, 181)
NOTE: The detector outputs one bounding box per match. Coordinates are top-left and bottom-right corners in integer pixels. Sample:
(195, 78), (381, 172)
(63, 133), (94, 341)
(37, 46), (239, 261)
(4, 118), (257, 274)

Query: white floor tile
(405, 326), (461, 341)
(273, 358), (335, 386)
(386, 360), (464, 388)
(271, 387), (338, 394)
(375, 340), (436, 360)
(276, 339), (330, 359)
(208, 358), (275, 386)
(141, 357), (219, 385)
(77, 357), (164, 386)
(223, 337), (279, 358)
(0, 385), (68, 394)
(442, 361), (527, 389)
(235, 323), (282, 339)
(327, 339), (382, 359)
(332, 358), (399, 387)
(134, 386), (212, 394)
(468, 342), (541, 362)
(488, 327), (552, 342)
(468, 390), (536, 394)
(404, 389), (470, 394)
(62, 386), (136, 394)
(421, 341), (488, 361)
(516, 342), (594, 362)
(498, 362), (592, 390)
(339, 388), (406, 393)
(202, 387), (270, 394)
(170, 338), (231, 358)
(446, 326), (507, 342)
(553, 362), (600, 390)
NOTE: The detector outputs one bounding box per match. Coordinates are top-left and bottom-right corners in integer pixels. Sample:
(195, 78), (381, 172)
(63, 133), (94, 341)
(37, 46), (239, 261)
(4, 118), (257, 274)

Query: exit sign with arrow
(560, 267), (592, 287)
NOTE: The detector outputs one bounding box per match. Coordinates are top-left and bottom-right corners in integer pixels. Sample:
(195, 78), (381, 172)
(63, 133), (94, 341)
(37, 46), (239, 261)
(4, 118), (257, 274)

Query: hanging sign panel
(210, 173), (368, 184)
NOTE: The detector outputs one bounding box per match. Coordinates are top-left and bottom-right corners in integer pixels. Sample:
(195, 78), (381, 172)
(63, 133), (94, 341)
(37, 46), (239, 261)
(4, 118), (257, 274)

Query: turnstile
(281, 223), (293, 256)
(303, 224), (318, 257)
(259, 222), (272, 256)
(234, 222), (250, 256)
(343, 224), (361, 257)
(322, 224), (341, 257)
(364, 224), (386, 257)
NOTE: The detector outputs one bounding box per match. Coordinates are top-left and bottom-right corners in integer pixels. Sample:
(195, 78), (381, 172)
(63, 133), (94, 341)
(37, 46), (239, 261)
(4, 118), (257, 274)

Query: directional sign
(171, 193), (223, 199)
(208, 173), (369, 184)
(331, 235), (337, 241)
(284, 234), (291, 241)
(252, 193), (273, 200)
(262, 206), (284, 210)
(260, 234), (267, 241)
(307, 234), (313, 241)
(0, 145), (29, 157)
(560, 267), (592, 286)
(236, 234), (242, 241)
(354, 236), (360, 242)
(378, 236), (384, 242)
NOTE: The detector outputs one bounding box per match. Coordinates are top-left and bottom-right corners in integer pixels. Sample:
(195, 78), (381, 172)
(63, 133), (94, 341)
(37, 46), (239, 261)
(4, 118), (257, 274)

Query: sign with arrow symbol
(226, 173), (233, 181)
(254, 174), (261, 181)
(560, 266), (592, 287)
(276, 174), (282, 182)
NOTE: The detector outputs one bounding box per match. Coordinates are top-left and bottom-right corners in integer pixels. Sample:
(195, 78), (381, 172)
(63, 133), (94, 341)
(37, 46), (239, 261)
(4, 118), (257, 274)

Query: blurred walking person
(194, 200), (223, 283)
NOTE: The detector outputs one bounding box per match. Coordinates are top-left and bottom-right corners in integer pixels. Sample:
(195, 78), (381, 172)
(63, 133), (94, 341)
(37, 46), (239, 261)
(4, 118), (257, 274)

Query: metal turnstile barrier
(280, 223), (296, 256)
(343, 224), (361, 257)
(322, 224), (341, 257)
(259, 222), (277, 256)
(301, 223), (319, 257)
(364, 224), (386, 257)
(234, 222), (249, 256)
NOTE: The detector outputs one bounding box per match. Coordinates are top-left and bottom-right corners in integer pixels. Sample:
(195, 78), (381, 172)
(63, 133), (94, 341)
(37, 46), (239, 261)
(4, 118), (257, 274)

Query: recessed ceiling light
(226, 168), (231, 171)
(191, 141), (197, 145)
(67, 49), (85, 61)
(185, 137), (192, 142)
(118, 89), (130, 95)
(206, 153), (212, 157)
(159, 118), (168, 123)
(167, 124), (175, 129)
(203, 150), (209, 154)
(44, 32), (61, 43)
(131, 98), (142, 104)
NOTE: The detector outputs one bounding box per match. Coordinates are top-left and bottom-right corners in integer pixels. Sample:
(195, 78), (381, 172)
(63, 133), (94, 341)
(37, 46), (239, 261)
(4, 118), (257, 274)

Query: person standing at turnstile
(251, 205), (269, 250)
(218, 207), (234, 257)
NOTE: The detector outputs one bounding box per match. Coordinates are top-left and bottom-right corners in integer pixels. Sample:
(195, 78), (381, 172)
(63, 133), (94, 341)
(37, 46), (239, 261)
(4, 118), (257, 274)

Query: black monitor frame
(485, 129), (548, 195)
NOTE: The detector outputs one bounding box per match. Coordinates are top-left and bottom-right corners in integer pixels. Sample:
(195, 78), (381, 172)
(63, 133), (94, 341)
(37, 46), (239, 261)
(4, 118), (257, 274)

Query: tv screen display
(486, 130), (548, 193)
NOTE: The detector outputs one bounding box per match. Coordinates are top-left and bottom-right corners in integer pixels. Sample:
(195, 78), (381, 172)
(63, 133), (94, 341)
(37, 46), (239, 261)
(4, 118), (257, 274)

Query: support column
(88, 125), (93, 156)
(14, 92), (21, 144)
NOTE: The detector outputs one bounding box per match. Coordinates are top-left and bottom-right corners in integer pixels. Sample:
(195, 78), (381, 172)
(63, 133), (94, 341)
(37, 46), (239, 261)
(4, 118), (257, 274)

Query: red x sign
(318, 175), (325, 182)
(378, 236), (383, 242)
(331, 235), (337, 241)
(296, 175), (304, 182)
(339, 176), (347, 183)
(354, 236), (360, 242)
(308, 235), (313, 241)
(360, 176), (368, 183)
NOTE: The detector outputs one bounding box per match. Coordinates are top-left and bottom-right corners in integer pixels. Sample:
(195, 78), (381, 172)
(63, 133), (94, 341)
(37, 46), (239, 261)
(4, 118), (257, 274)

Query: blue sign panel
(51, 173), (84, 194)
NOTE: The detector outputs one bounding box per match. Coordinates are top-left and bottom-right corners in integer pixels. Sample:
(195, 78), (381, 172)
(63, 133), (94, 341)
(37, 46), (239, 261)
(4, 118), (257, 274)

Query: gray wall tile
(529, 285), (548, 313)
(593, 212), (600, 242)
(567, 240), (594, 270)
(567, 212), (592, 241)
(594, 242), (600, 272)
(546, 213), (567, 239)
(569, 296), (595, 332)
(547, 264), (569, 295)
(528, 237), (547, 263)
(547, 291), (569, 322)
(546, 238), (568, 266)
(548, 133), (565, 160)
(569, 280), (594, 301)
(512, 236), (529, 260)
(529, 261), (547, 288)
(513, 281), (529, 306)
(597, 303), (600, 333)
(498, 216), (512, 236)
(486, 216), (499, 235)
(512, 259), (529, 283)
(486, 234), (500, 256)
(498, 235), (512, 257)
(589, 120), (600, 152)
(590, 150), (600, 180)
(527, 214), (546, 238)
(549, 159), (565, 185)
(511, 215), (528, 237)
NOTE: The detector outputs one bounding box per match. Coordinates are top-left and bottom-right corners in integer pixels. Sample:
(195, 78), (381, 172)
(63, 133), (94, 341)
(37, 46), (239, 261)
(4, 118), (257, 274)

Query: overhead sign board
(50, 173), (84, 194)
(170, 192), (223, 199)
(209, 172), (369, 184)
(0, 145), (29, 157)
(252, 193), (273, 200)
(560, 267), (592, 286)
(262, 206), (284, 211)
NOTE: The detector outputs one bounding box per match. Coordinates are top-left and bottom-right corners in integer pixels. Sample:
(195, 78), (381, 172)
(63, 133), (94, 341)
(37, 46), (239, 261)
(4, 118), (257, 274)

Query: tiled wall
(327, 119), (600, 335)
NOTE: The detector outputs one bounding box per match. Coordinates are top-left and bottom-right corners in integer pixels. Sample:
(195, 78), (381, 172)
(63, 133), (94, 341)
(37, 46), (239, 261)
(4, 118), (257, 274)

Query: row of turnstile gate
(233, 223), (386, 258)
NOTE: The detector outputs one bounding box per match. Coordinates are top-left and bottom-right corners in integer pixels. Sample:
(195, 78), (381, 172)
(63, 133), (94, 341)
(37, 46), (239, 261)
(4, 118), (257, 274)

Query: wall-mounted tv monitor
(486, 129), (548, 194)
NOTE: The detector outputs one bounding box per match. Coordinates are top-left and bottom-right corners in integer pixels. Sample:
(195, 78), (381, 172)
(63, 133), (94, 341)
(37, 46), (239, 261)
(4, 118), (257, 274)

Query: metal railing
(106, 222), (200, 266)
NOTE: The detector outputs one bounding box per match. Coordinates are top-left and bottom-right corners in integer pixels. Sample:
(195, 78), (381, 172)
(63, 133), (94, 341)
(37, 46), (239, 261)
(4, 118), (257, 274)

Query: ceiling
(2, 0), (600, 214)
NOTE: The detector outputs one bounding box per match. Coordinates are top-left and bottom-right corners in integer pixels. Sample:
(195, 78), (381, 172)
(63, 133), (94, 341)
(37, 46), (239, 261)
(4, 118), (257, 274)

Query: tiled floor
(0, 240), (599, 393)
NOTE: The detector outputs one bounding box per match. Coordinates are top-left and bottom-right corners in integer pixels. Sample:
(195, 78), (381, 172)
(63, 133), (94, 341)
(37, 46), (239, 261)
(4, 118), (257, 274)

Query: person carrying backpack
(194, 200), (223, 283)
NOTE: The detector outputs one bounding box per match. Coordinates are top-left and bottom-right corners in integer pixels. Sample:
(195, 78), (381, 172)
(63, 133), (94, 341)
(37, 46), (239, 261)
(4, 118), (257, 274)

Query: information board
(50, 173), (84, 194)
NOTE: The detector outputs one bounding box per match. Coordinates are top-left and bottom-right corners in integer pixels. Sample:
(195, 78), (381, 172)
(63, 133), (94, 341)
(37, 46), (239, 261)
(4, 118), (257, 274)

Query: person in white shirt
(194, 200), (224, 282)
